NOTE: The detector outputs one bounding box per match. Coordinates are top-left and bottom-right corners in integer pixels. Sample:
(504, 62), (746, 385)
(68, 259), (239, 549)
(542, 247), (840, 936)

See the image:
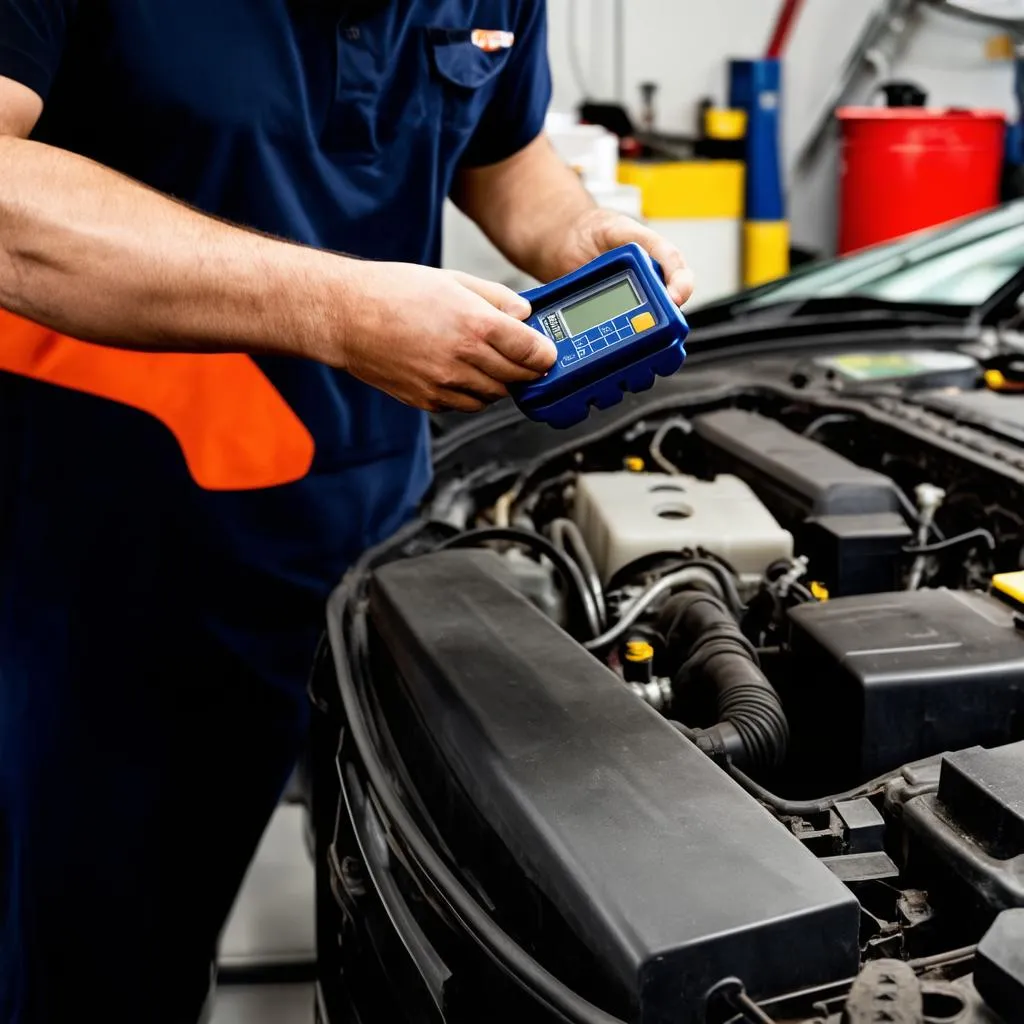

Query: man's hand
(454, 135), (695, 309)
(555, 208), (695, 308)
(333, 261), (556, 414)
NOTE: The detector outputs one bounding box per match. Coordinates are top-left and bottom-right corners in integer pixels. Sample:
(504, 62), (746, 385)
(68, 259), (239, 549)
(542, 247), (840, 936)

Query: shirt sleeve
(0, 0), (76, 101)
(459, 0), (552, 168)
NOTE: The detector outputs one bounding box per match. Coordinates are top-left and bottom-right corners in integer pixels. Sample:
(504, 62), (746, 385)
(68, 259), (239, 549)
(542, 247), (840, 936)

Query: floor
(210, 985), (315, 1024)
(211, 805), (317, 1024)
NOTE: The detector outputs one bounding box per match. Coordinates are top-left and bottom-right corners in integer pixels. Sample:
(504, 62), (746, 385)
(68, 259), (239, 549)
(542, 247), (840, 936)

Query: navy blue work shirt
(0, 0), (551, 689)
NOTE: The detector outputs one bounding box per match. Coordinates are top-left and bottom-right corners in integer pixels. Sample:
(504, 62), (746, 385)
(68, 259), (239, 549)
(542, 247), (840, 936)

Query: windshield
(725, 199), (1024, 313)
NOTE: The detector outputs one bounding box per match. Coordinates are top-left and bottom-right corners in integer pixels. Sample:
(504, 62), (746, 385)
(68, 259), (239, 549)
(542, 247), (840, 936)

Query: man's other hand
(557, 208), (695, 308)
(335, 262), (556, 414)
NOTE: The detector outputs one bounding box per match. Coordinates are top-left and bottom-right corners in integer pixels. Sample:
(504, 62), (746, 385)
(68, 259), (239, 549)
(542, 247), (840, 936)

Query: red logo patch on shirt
(471, 29), (515, 52)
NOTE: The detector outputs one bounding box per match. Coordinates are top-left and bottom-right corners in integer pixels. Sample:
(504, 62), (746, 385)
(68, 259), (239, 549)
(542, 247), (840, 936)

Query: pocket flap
(428, 29), (513, 90)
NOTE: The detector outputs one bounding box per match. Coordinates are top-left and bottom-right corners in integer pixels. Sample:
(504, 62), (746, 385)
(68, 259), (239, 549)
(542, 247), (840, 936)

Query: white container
(442, 185), (641, 291)
(572, 472), (794, 585)
(649, 219), (742, 305)
(545, 118), (620, 190)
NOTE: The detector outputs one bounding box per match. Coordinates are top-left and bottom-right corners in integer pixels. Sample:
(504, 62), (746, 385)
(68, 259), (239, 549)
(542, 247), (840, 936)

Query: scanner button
(631, 311), (656, 333)
(600, 323), (616, 337)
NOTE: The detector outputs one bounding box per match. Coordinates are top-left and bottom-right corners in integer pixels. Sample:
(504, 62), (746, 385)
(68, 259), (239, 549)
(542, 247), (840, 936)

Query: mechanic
(0, 2), (693, 1020)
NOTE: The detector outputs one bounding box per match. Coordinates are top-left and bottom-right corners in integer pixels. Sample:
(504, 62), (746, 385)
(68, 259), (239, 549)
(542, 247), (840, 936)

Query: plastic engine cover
(902, 743), (1024, 914)
(572, 471), (794, 583)
(368, 550), (860, 1023)
(693, 409), (901, 521)
(788, 589), (1024, 788)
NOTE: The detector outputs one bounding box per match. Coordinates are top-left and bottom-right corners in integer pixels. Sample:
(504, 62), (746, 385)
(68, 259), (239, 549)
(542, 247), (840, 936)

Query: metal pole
(794, 0), (922, 175)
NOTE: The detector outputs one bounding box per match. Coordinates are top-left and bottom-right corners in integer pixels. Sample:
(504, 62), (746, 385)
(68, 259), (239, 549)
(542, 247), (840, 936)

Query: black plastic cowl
(367, 549), (859, 1023)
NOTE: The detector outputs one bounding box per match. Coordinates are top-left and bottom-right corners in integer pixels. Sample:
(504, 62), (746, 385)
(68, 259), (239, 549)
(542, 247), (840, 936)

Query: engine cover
(693, 409), (901, 522)
(787, 589), (1024, 788)
(368, 550), (859, 1023)
(572, 471), (794, 584)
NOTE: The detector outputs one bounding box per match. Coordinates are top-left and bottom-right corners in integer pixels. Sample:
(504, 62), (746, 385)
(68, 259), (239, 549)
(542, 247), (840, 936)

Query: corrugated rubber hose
(659, 591), (789, 773)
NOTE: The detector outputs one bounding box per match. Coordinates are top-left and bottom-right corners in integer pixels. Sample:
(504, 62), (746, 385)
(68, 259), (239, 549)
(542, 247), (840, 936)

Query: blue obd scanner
(510, 243), (689, 429)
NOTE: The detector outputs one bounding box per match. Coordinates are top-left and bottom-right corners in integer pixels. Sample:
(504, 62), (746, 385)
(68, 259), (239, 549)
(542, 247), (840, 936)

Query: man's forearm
(452, 134), (596, 283)
(0, 135), (347, 358)
(456, 133), (694, 308)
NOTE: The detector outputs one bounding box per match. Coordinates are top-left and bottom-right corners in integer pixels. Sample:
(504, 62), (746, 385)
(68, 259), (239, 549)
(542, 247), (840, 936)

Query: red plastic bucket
(836, 107), (1006, 254)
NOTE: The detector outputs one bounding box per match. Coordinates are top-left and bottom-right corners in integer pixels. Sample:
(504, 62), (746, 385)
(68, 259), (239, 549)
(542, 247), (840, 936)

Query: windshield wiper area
(781, 294), (970, 321)
(692, 293), (973, 330)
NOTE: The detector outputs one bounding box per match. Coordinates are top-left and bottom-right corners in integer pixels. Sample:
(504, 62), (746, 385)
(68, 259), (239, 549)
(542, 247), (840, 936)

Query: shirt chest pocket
(427, 29), (513, 133)
(326, 25), (511, 161)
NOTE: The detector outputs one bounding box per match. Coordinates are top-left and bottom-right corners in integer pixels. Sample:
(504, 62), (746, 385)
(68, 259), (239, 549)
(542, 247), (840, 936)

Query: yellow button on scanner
(631, 311), (656, 334)
(992, 571), (1024, 608)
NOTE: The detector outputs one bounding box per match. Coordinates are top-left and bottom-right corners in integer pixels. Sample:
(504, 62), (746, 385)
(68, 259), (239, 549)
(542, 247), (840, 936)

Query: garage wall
(546, 1), (1016, 255)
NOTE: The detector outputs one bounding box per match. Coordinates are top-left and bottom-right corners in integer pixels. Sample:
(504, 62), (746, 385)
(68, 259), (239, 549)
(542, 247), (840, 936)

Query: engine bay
(324, 344), (1024, 1024)
(436, 385), (1024, 784)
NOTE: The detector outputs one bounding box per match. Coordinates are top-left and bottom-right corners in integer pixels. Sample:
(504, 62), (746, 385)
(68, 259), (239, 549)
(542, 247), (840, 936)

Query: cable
(719, 758), (910, 818)
(906, 483), (947, 590)
(607, 553), (746, 617)
(732, 990), (776, 1024)
(492, 395), (658, 528)
(431, 464), (503, 529)
(494, 487), (517, 529)
(794, 417), (948, 549)
(894, 484), (933, 535)
(801, 413), (854, 439)
(648, 416), (691, 475)
(891, 483), (946, 543)
(519, 471), (577, 518)
(495, 470), (577, 529)
(706, 978), (778, 1024)
(607, 551), (701, 591)
(788, 413), (949, 550)
(907, 945), (977, 972)
(548, 518), (607, 629)
(584, 565), (726, 652)
(437, 527), (603, 640)
(675, 557), (747, 617)
(903, 527), (996, 556)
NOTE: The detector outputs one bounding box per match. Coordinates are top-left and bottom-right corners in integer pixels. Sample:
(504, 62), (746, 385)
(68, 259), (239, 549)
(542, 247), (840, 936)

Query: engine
(438, 405), (1024, 790)
(330, 384), (1024, 1024)
(572, 468), (795, 589)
